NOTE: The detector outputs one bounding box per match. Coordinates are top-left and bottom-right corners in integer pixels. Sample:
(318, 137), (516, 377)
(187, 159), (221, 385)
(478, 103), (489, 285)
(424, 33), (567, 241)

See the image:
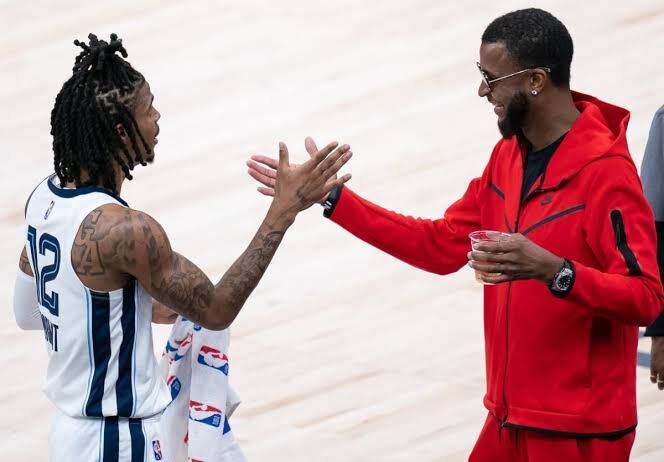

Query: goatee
(498, 91), (529, 139)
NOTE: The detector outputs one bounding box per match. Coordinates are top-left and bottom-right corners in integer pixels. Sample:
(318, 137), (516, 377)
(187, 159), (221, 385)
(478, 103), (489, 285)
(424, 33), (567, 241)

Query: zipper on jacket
(610, 210), (642, 276)
(499, 146), (570, 430)
(500, 177), (551, 427)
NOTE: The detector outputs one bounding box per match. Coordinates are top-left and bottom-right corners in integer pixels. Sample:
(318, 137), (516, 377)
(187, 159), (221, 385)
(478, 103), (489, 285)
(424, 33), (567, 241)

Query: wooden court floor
(1, 1), (663, 460)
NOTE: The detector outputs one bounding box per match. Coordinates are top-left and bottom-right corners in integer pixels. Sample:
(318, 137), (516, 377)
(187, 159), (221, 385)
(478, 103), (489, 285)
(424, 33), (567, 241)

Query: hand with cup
(468, 231), (511, 285)
(468, 231), (564, 285)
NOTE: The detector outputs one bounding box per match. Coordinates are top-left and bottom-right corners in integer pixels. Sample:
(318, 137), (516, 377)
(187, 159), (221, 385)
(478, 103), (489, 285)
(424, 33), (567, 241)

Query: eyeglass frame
(476, 62), (552, 91)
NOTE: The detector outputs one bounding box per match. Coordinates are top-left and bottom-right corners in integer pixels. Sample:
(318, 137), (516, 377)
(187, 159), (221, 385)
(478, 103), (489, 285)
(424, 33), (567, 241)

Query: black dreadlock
(51, 33), (151, 193)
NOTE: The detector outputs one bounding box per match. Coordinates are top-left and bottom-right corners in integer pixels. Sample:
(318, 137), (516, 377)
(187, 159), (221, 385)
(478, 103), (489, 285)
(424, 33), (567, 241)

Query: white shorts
(49, 409), (168, 462)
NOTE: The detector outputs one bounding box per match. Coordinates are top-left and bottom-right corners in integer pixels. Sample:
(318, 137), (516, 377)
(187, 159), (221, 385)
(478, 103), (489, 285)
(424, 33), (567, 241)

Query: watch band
(323, 185), (343, 218)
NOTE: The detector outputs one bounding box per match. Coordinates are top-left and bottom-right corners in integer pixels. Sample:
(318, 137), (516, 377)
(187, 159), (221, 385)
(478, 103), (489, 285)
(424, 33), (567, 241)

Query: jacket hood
(534, 91), (632, 189)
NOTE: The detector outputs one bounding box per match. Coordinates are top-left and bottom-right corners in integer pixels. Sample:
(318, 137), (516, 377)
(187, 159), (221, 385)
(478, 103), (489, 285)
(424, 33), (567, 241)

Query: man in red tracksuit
(247, 8), (664, 461)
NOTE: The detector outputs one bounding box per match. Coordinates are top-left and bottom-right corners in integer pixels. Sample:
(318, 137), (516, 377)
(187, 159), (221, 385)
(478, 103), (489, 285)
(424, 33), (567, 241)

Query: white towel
(159, 317), (246, 462)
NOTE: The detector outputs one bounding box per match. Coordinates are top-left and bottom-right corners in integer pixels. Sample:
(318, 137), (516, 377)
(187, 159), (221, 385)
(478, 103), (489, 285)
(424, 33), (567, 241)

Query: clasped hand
(468, 233), (564, 285)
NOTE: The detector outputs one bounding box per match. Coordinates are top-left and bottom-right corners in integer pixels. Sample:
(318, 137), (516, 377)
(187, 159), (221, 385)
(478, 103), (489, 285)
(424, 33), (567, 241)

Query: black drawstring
(498, 418), (504, 442)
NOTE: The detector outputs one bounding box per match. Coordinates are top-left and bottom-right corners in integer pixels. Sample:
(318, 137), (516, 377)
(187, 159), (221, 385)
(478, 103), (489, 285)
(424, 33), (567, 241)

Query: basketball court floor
(1, 1), (663, 460)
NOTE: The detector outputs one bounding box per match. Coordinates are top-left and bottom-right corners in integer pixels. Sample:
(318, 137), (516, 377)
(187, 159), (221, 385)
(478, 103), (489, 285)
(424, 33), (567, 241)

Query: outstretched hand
(269, 139), (352, 215)
(248, 137), (341, 203)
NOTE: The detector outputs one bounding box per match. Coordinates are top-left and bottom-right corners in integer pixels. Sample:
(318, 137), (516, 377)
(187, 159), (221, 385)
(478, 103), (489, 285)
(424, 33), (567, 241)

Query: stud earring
(531, 90), (538, 96)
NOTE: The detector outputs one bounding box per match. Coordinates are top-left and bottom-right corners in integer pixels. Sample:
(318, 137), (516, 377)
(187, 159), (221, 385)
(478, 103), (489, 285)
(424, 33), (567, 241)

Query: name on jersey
(41, 313), (59, 352)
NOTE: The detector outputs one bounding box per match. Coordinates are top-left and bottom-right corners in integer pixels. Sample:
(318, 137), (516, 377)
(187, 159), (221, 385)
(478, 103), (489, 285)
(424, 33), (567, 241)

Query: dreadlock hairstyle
(482, 9), (574, 88)
(51, 33), (151, 193)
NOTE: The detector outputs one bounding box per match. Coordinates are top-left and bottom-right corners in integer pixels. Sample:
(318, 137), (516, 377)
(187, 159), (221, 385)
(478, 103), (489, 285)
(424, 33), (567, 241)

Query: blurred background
(1, 1), (663, 460)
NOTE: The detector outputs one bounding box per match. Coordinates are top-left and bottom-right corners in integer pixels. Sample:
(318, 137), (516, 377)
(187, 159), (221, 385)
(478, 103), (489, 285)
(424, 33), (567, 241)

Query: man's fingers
(257, 186), (275, 197)
(305, 141), (340, 168)
(278, 142), (290, 168)
(247, 159), (278, 178)
(320, 150), (352, 180)
(248, 168), (276, 188)
(249, 154), (279, 170)
(337, 173), (352, 185)
(473, 241), (513, 253)
(322, 174), (352, 195)
(312, 144), (350, 177)
(305, 136), (319, 158)
(469, 260), (519, 275)
(469, 261), (502, 274)
(469, 250), (514, 263)
(247, 160), (277, 180)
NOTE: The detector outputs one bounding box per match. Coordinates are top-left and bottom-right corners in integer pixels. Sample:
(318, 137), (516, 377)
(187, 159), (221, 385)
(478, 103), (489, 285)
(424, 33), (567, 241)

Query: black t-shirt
(521, 133), (567, 203)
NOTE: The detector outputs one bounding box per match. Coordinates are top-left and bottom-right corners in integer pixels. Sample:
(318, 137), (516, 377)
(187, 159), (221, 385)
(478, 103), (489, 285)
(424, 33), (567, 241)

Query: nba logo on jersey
(166, 375), (181, 400)
(152, 440), (163, 460)
(43, 200), (55, 220)
(197, 345), (229, 375)
(189, 400), (223, 427)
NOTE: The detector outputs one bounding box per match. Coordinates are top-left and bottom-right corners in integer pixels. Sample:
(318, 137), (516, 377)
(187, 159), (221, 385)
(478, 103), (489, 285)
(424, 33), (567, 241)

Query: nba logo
(189, 400), (223, 427)
(152, 440), (163, 460)
(197, 346), (229, 375)
(166, 375), (181, 400)
(164, 334), (192, 362)
(43, 201), (55, 220)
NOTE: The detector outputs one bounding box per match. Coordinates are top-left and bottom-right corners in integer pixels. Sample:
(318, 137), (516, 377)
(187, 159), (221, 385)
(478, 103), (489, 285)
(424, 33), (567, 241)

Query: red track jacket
(327, 92), (664, 436)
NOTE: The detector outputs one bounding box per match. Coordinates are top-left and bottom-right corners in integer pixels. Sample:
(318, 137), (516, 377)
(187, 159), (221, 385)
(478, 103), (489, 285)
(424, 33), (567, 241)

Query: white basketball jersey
(24, 174), (171, 419)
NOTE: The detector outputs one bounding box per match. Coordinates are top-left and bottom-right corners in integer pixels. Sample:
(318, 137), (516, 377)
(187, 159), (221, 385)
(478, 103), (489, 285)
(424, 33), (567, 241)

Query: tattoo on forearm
(218, 225), (286, 313)
(140, 212), (286, 325)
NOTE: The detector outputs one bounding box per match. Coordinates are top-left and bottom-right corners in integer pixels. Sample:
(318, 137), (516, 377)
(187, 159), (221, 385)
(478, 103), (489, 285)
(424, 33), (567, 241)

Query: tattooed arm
(71, 203), (292, 330)
(127, 205), (292, 329)
(76, 141), (353, 330)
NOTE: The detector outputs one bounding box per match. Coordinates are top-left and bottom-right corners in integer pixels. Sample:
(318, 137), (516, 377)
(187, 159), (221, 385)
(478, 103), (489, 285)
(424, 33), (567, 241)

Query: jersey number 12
(27, 225), (61, 317)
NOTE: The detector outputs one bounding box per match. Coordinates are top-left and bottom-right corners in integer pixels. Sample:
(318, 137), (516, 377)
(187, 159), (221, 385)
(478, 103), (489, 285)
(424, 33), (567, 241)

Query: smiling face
(477, 42), (531, 139)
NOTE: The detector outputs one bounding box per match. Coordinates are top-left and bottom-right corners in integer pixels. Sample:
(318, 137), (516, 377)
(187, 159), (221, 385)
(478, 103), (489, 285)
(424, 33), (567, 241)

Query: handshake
(245, 137), (348, 211)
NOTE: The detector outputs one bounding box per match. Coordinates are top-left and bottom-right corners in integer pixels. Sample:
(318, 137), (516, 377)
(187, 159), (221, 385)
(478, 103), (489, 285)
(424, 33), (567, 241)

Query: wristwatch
(323, 185), (343, 218)
(549, 258), (575, 297)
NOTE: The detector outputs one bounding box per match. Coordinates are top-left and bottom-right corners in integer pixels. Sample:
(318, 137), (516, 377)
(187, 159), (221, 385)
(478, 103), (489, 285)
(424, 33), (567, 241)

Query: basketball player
(247, 9), (663, 461)
(12, 33), (352, 461)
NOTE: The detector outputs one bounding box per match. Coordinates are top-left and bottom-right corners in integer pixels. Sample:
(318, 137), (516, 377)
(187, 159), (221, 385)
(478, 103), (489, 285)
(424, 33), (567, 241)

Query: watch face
(555, 268), (573, 292)
(557, 274), (572, 291)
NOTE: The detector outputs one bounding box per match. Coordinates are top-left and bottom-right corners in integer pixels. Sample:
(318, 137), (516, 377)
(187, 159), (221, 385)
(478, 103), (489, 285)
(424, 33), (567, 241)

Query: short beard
(498, 90), (529, 139)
